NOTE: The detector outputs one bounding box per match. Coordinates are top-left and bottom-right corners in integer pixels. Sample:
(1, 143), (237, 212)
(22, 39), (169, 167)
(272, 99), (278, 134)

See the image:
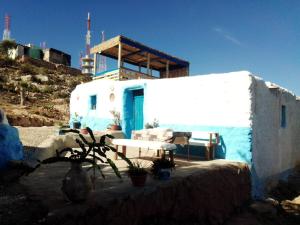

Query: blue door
(133, 89), (144, 130)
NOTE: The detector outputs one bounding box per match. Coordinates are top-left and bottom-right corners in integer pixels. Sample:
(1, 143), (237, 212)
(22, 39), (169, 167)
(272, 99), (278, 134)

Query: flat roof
(91, 35), (189, 71)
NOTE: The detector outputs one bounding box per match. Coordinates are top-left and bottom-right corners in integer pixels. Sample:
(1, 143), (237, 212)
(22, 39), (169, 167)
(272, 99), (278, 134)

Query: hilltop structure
(8, 43), (71, 66)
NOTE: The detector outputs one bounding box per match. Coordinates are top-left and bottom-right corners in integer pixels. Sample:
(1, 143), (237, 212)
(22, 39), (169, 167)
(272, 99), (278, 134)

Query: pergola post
(118, 42), (122, 69)
(166, 60), (169, 78)
(93, 53), (97, 75)
(147, 53), (150, 75)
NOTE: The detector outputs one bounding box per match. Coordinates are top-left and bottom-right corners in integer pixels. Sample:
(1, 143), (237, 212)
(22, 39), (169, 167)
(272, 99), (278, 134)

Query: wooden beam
(90, 36), (120, 54)
(118, 42), (122, 68)
(122, 50), (143, 58)
(137, 56), (166, 66)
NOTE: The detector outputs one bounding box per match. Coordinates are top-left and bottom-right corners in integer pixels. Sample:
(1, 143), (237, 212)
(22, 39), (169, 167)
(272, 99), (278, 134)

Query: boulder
(250, 201), (277, 216)
(281, 195), (300, 215)
(34, 74), (49, 83)
(21, 75), (32, 82)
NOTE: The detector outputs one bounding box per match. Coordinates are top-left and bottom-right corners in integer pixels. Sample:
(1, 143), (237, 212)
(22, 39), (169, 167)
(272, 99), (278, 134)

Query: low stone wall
(19, 56), (82, 76)
(20, 56), (57, 70)
(46, 162), (251, 225)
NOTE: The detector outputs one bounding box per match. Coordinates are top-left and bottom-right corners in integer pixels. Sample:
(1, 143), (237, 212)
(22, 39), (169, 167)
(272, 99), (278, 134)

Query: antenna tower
(79, 51), (83, 69)
(81, 12), (93, 75)
(3, 14), (11, 40)
(86, 12), (91, 56)
(98, 31), (107, 72)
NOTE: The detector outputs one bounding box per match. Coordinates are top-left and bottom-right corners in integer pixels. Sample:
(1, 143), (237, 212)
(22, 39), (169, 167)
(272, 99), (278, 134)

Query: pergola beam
(122, 50), (144, 58)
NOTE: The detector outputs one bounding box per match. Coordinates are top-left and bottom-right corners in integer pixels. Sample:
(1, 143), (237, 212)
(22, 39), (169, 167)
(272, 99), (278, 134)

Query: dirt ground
(0, 127), (299, 225)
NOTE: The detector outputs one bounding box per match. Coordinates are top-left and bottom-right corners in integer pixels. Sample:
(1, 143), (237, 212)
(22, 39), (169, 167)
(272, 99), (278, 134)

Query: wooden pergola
(90, 35), (189, 79)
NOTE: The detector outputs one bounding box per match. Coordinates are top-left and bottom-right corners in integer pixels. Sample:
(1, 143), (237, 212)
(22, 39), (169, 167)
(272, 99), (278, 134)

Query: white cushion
(112, 139), (176, 150)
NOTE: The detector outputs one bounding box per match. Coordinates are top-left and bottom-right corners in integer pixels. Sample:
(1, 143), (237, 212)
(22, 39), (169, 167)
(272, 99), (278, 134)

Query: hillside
(0, 54), (91, 126)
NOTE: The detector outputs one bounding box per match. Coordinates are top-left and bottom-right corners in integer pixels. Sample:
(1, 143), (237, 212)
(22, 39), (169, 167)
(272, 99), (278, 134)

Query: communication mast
(79, 51), (83, 69)
(98, 31), (107, 72)
(81, 12), (93, 75)
(3, 14), (11, 40)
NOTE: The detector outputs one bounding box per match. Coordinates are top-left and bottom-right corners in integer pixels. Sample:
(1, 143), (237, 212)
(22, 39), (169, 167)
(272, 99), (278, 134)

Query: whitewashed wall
(70, 71), (253, 129)
(251, 77), (300, 194)
(144, 71), (253, 128)
(70, 71), (253, 165)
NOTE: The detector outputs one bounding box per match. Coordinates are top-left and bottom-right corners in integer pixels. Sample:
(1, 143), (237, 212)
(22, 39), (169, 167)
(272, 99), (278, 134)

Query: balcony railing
(93, 67), (157, 80)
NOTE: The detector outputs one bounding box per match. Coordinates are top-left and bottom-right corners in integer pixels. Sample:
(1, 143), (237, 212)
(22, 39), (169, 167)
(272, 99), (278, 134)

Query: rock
(250, 201), (277, 216)
(265, 197), (280, 207)
(21, 75), (32, 82)
(281, 195), (300, 215)
(34, 74), (49, 83)
(287, 168), (300, 194)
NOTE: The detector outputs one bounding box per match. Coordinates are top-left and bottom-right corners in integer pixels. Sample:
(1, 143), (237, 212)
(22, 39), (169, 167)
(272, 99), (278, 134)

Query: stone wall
(45, 162), (251, 225)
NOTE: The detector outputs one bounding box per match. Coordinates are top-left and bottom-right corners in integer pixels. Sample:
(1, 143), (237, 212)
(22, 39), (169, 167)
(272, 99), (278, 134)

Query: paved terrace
(20, 146), (250, 225)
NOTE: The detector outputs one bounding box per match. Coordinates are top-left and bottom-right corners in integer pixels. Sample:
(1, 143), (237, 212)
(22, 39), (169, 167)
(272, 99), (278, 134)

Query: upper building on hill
(8, 43), (71, 66)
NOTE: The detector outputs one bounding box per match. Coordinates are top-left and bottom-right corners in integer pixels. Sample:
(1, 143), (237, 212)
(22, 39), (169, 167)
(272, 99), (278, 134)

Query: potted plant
(110, 110), (122, 130)
(127, 161), (148, 187)
(145, 118), (159, 129)
(80, 122), (88, 134)
(150, 158), (175, 180)
(73, 112), (81, 129)
(41, 127), (132, 202)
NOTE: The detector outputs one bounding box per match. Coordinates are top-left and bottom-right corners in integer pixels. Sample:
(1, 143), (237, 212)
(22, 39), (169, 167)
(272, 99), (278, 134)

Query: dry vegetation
(0, 51), (91, 126)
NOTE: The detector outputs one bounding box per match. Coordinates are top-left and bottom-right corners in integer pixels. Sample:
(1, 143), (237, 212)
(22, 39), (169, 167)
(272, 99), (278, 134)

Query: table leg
(115, 145), (119, 160)
(169, 150), (174, 163)
(156, 149), (160, 157)
(122, 145), (127, 157)
(210, 146), (215, 160)
(205, 146), (210, 160)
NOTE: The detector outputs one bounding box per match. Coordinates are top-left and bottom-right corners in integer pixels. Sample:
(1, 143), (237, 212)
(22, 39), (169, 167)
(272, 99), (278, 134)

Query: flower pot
(129, 174), (147, 187)
(111, 125), (122, 130)
(158, 168), (171, 180)
(80, 128), (88, 134)
(58, 129), (67, 135)
(73, 121), (81, 129)
(61, 162), (92, 202)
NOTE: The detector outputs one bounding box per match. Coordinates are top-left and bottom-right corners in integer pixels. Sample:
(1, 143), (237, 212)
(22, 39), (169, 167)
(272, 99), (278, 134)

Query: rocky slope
(0, 55), (91, 126)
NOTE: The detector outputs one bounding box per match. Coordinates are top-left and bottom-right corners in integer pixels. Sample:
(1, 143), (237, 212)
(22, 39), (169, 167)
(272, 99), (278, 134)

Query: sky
(1, 0), (300, 95)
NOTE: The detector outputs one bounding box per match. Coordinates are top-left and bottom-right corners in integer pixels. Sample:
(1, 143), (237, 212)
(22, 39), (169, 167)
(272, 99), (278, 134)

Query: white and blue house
(70, 36), (300, 198)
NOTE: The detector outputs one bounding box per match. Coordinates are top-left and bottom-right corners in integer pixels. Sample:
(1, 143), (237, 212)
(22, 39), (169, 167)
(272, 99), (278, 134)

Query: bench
(187, 131), (219, 160)
(112, 128), (176, 163)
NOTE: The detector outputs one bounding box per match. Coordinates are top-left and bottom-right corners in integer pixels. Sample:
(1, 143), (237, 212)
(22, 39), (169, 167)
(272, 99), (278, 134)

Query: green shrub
(0, 40), (17, 56)
(0, 55), (15, 67)
(19, 63), (38, 75)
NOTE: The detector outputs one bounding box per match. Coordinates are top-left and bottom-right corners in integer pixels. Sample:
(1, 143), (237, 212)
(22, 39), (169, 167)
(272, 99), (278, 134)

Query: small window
(90, 95), (97, 110)
(281, 105), (286, 128)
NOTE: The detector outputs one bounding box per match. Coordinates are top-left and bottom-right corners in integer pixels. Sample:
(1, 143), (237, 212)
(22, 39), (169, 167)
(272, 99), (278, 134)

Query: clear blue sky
(1, 0), (300, 95)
